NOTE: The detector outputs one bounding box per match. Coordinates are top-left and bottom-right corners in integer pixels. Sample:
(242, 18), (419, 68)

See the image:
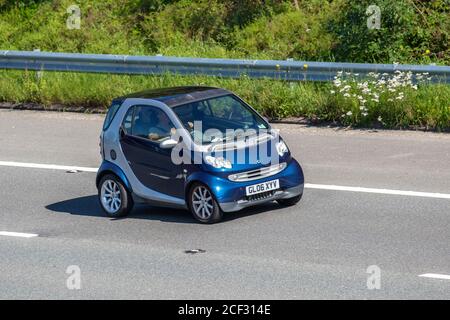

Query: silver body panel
(103, 98), (188, 207)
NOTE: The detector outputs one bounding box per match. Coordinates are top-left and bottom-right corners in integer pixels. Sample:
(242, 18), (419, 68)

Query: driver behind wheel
(133, 107), (174, 141)
(148, 109), (173, 141)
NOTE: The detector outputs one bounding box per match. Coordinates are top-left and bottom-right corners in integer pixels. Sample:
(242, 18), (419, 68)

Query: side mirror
(160, 138), (178, 149)
(119, 126), (126, 138)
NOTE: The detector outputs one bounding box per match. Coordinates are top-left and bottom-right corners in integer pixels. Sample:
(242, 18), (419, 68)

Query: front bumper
(204, 158), (304, 212)
(219, 185), (303, 212)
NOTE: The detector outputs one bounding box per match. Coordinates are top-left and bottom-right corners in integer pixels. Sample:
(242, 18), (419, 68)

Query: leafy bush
(0, 0), (448, 131)
(233, 9), (334, 61)
(0, 0), (447, 63)
(328, 0), (450, 64)
(0, 0), (147, 54)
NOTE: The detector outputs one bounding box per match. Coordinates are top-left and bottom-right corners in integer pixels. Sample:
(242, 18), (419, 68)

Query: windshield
(172, 94), (269, 145)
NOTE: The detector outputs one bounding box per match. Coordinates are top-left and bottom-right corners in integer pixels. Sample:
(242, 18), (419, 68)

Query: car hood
(203, 132), (289, 173)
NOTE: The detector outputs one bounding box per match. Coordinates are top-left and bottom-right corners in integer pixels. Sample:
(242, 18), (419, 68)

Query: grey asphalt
(0, 109), (449, 299)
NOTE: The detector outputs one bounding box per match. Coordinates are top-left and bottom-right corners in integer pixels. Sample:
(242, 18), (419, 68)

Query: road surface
(0, 109), (449, 299)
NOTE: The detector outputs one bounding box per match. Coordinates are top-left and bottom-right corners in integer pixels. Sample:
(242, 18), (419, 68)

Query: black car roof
(114, 86), (231, 108)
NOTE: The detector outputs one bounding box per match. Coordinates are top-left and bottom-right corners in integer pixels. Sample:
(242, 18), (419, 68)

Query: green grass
(0, 69), (448, 131)
(0, 0), (448, 130)
(0, 0), (448, 63)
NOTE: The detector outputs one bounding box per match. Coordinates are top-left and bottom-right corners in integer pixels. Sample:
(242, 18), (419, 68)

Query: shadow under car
(46, 195), (288, 224)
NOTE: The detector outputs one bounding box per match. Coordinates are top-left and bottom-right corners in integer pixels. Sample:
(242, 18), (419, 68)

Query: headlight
(205, 155), (232, 169)
(276, 140), (289, 156)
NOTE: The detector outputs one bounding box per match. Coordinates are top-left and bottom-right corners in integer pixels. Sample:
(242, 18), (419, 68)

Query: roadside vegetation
(1, 69), (448, 130)
(0, 0), (448, 130)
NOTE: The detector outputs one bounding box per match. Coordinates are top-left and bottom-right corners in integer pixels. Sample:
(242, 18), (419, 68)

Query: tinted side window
(129, 105), (175, 142)
(122, 107), (134, 134)
(103, 103), (121, 130)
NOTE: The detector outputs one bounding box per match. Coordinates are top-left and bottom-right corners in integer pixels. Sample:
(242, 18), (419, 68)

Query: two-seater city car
(97, 86), (304, 223)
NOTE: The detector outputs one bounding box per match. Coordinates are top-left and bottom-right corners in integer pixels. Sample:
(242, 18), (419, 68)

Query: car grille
(212, 134), (272, 152)
(246, 190), (276, 202)
(229, 162), (287, 182)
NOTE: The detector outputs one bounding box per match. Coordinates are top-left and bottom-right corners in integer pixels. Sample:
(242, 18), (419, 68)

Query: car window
(208, 95), (254, 123)
(172, 94), (268, 145)
(173, 103), (192, 126)
(129, 105), (175, 142)
(103, 103), (121, 130)
(122, 107), (134, 135)
(175, 101), (211, 130)
(197, 101), (211, 116)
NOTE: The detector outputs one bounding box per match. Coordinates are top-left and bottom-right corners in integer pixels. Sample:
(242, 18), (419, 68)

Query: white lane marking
(304, 183), (450, 200)
(0, 231), (38, 238)
(1, 160), (450, 200)
(419, 273), (450, 280)
(0, 161), (98, 173)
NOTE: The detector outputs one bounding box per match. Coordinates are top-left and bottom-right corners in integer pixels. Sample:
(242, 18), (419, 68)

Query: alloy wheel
(100, 179), (122, 214)
(191, 185), (214, 219)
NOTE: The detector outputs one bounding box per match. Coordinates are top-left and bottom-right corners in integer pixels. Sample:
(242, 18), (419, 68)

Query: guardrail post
(286, 58), (296, 89)
(33, 48), (44, 81)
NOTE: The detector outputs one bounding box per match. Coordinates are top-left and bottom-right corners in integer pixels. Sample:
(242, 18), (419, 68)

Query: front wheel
(98, 174), (133, 218)
(277, 194), (302, 207)
(188, 183), (223, 224)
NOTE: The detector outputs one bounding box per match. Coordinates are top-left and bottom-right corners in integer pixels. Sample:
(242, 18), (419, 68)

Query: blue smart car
(97, 86), (304, 223)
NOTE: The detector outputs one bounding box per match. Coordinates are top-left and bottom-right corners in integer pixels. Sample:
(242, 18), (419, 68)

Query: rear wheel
(188, 183), (223, 224)
(98, 174), (133, 218)
(277, 194), (302, 207)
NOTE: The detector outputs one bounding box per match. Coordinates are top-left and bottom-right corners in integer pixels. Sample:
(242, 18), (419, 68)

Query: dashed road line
(0, 160), (97, 173)
(0, 231), (38, 238)
(419, 273), (450, 280)
(304, 183), (450, 200)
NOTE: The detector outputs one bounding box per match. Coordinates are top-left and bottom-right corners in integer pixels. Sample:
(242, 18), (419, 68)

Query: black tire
(188, 183), (223, 224)
(277, 194), (302, 207)
(98, 174), (133, 218)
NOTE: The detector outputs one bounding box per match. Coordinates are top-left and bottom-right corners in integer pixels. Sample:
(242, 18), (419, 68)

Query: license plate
(245, 179), (279, 196)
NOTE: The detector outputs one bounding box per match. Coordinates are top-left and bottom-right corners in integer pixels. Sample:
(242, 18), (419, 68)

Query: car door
(119, 105), (184, 199)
